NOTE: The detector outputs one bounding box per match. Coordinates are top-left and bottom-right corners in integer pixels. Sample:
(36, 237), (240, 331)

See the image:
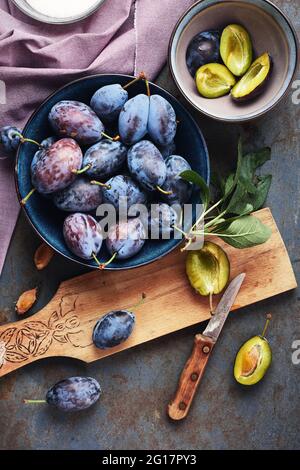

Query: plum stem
(92, 252), (102, 267)
(145, 79), (151, 97)
(261, 314), (272, 338)
(123, 72), (146, 90)
(14, 132), (43, 149)
(72, 164), (91, 175)
(21, 188), (36, 206)
(90, 180), (111, 190)
(156, 185), (172, 196)
(101, 131), (120, 142)
(23, 399), (46, 404)
(98, 252), (118, 270)
(209, 292), (214, 315)
(127, 294), (146, 312)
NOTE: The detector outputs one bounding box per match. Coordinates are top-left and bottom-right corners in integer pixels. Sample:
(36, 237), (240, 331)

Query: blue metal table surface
(0, 0), (299, 450)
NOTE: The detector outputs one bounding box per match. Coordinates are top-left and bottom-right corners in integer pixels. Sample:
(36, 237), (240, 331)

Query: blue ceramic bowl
(15, 74), (210, 270)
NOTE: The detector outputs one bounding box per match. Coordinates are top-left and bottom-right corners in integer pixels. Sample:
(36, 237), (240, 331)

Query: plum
(148, 95), (177, 146)
(46, 377), (101, 412)
(157, 140), (176, 159)
(118, 94), (149, 145)
(144, 203), (179, 239)
(0, 126), (22, 153)
(102, 175), (147, 213)
(127, 140), (167, 192)
(83, 139), (127, 180)
(41, 136), (58, 149)
(31, 138), (83, 194)
(63, 213), (103, 260)
(91, 84), (128, 123)
(186, 30), (221, 77)
(162, 155), (193, 205)
(106, 218), (146, 260)
(93, 310), (135, 349)
(53, 177), (102, 212)
(49, 100), (105, 146)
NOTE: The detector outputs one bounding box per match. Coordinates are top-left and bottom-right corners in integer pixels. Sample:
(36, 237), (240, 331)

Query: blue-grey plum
(186, 30), (221, 77)
(162, 155), (193, 205)
(102, 175), (147, 213)
(0, 126), (21, 153)
(63, 213), (103, 260)
(157, 140), (177, 159)
(91, 84), (128, 123)
(127, 140), (166, 192)
(106, 218), (145, 260)
(83, 139), (127, 180)
(31, 138), (83, 194)
(41, 136), (59, 149)
(145, 203), (179, 239)
(93, 310), (135, 349)
(49, 100), (105, 146)
(53, 177), (102, 212)
(46, 377), (101, 412)
(147, 95), (177, 146)
(118, 94), (149, 145)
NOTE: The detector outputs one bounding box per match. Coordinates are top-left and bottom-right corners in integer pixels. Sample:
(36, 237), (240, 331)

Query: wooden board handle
(0, 317), (50, 377)
(167, 334), (215, 421)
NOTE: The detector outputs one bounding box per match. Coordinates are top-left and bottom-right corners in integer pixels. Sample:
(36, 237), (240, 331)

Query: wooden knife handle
(167, 334), (215, 421)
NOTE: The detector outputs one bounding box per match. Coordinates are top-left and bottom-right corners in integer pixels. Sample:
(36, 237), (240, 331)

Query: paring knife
(168, 273), (246, 421)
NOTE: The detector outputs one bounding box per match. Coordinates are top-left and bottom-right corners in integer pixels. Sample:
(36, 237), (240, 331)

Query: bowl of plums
(14, 74), (210, 270)
(169, 0), (298, 122)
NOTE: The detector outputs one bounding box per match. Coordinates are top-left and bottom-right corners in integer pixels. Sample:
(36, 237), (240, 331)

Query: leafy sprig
(179, 138), (272, 250)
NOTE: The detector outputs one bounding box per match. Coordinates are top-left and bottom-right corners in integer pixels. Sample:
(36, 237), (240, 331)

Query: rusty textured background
(0, 0), (299, 450)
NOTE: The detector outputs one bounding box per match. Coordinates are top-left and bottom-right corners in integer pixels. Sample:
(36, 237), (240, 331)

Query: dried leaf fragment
(15, 288), (38, 315)
(34, 243), (54, 270)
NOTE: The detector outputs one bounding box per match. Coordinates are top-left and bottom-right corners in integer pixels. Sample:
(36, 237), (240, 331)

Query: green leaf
(224, 145), (272, 215)
(226, 174), (271, 215)
(224, 173), (235, 196)
(213, 215), (272, 249)
(250, 175), (272, 211)
(180, 170), (210, 209)
(239, 147), (271, 193)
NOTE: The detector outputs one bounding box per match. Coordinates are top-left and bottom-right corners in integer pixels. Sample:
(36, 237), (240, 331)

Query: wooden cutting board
(0, 208), (297, 378)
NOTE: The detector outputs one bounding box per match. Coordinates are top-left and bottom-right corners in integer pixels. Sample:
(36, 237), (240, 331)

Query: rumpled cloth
(0, 0), (193, 275)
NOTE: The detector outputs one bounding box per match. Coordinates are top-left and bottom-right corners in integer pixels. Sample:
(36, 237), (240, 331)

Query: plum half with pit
(186, 30), (221, 77)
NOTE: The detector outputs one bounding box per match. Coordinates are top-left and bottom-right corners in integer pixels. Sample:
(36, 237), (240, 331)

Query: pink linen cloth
(0, 0), (193, 275)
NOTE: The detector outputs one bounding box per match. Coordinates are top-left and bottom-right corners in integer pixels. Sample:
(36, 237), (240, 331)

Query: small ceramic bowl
(11, 0), (106, 24)
(169, 0), (299, 122)
(15, 74), (210, 270)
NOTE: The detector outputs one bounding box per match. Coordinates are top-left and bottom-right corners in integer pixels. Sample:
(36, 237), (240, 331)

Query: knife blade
(202, 272), (246, 342)
(168, 273), (246, 421)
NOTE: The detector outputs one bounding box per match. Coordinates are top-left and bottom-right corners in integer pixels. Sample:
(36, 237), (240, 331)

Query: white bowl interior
(170, 0), (298, 121)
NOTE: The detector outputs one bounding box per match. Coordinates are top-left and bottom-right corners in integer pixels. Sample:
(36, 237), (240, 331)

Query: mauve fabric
(0, 0), (193, 275)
